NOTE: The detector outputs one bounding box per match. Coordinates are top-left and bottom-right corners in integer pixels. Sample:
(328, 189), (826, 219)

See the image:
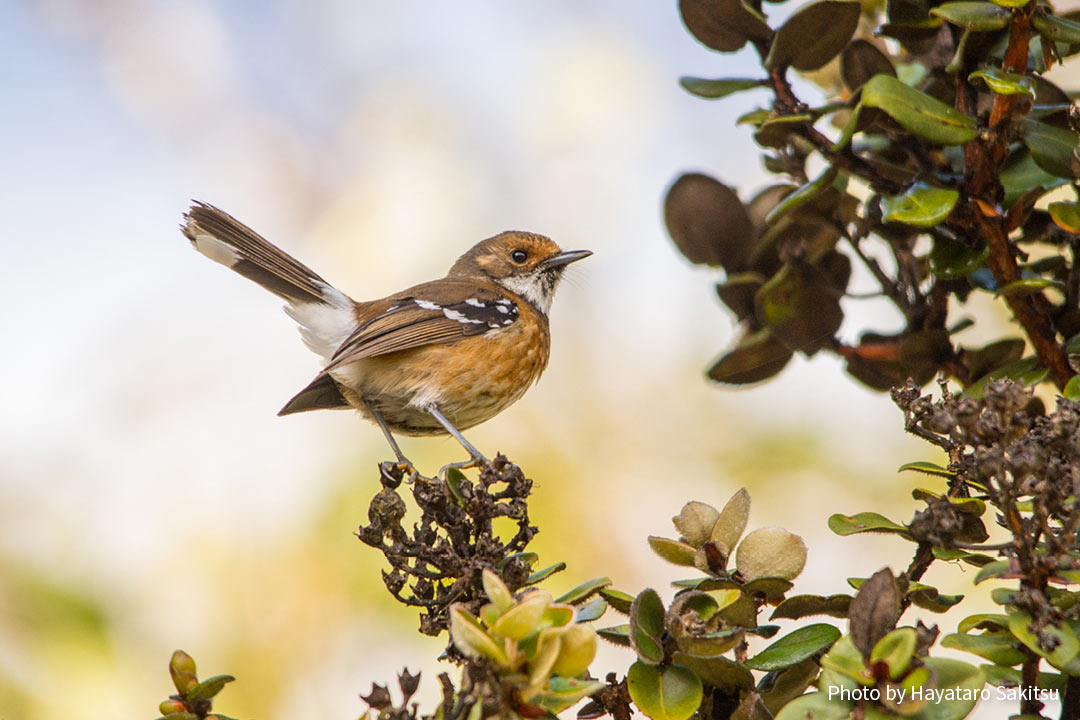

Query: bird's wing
(324, 282), (520, 369)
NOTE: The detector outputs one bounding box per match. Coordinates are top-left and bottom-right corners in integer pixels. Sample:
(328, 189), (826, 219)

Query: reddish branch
(955, 4), (1073, 389)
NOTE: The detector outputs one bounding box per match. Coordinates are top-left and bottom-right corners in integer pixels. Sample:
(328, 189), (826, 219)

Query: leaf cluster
(668, 0), (1080, 395)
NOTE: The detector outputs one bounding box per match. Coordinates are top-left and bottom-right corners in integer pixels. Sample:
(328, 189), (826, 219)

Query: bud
(169, 650), (198, 694)
(551, 624), (597, 678)
(159, 699), (187, 715)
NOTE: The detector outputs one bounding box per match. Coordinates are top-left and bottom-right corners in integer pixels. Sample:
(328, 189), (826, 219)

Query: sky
(0, 2), (1029, 718)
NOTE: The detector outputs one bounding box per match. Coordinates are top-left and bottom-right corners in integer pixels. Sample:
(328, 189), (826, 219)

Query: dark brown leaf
(848, 568), (901, 658)
(765, 0), (861, 71)
(754, 264), (844, 355)
(708, 330), (793, 384)
(747, 184), (797, 234)
(841, 39), (896, 92)
(664, 173), (755, 270)
(899, 329), (953, 385)
(679, 0), (773, 53)
(963, 338), (1026, 382)
(770, 593), (853, 620)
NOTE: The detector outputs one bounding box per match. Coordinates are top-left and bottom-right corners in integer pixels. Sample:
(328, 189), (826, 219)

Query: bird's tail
(182, 201), (335, 305)
(181, 201), (356, 362)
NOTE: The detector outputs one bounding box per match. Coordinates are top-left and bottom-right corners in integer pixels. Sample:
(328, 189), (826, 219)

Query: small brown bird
(181, 202), (590, 470)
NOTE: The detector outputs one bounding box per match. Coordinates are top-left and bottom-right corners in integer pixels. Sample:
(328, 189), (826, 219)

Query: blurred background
(0, 1), (1055, 718)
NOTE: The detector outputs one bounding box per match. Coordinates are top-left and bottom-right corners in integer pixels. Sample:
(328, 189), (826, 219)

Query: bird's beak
(540, 249), (592, 270)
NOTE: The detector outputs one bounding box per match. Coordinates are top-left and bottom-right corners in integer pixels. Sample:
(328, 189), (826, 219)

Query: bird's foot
(379, 458), (418, 488)
(438, 453), (489, 479)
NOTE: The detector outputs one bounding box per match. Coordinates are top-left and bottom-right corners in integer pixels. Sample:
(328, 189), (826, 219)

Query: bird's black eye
(510, 249), (529, 264)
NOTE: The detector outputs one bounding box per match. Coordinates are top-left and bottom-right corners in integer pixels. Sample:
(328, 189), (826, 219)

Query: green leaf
(765, 0), (861, 71)
(881, 183), (959, 227)
(975, 560), (1012, 584)
(737, 108), (772, 126)
(1020, 118), (1080, 178)
(575, 597), (608, 623)
(918, 658), (985, 720)
(981, 664), (1067, 690)
(630, 589), (667, 664)
(1002, 150), (1066, 207)
(969, 67), (1036, 98)
(942, 631), (1027, 665)
(1064, 375), (1080, 401)
(766, 167), (838, 224)
(494, 591), (552, 640)
(598, 588), (634, 615)
(997, 277), (1065, 296)
(537, 677), (606, 714)
(557, 577), (612, 605)
(526, 563), (566, 586)
(627, 662), (703, 720)
(1009, 611), (1080, 669)
(679, 76), (765, 99)
(898, 461), (955, 478)
(482, 569), (514, 613)
(959, 613), (1010, 633)
(670, 652), (754, 691)
(745, 623), (841, 671)
(930, 237), (989, 279)
(819, 635), (874, 685)
(1033, 14), (1080, 44)
(932, 547), (994, 567)
(774, 692), (853, 720)
(498, 552), (538, 574)
(187, 674), (235, 702)
(445, 466), (468, 503)
(861, 74), (978, 145)
(930, 2), (1011, 31)
(597, 624), (631, 647)
(1049, 201), (1080, 232)
(871, 628), (917, 680)
(827, 512), (908, 536)
(450, 606), (510, 665)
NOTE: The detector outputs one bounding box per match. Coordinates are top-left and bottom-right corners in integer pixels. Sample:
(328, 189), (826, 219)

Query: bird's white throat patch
(498, 273), (553, 313)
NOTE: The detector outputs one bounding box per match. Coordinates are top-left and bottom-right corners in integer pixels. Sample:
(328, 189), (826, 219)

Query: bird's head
(448, 231), (591, 313)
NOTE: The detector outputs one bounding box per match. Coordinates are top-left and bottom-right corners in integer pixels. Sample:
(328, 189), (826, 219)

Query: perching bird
(181, 202), (590, 470)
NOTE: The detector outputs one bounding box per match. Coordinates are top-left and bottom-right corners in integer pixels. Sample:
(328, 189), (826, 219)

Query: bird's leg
(363, 399), (415, 476)
(425, 404), (489, 470)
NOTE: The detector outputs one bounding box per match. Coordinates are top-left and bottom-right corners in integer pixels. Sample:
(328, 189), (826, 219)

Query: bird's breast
(332, 310), (551, 435)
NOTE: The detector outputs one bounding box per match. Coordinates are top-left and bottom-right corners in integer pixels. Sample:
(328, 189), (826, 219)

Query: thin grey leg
(426, 404), (488, 464)
(363, 399), (411, 466)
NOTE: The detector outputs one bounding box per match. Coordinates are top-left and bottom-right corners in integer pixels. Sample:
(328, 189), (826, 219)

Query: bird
(181, 201), (591, 472)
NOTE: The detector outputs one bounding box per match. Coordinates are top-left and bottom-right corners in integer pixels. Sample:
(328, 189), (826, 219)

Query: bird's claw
(438, 454), (489, 479)
(379, 459), (418, 487)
